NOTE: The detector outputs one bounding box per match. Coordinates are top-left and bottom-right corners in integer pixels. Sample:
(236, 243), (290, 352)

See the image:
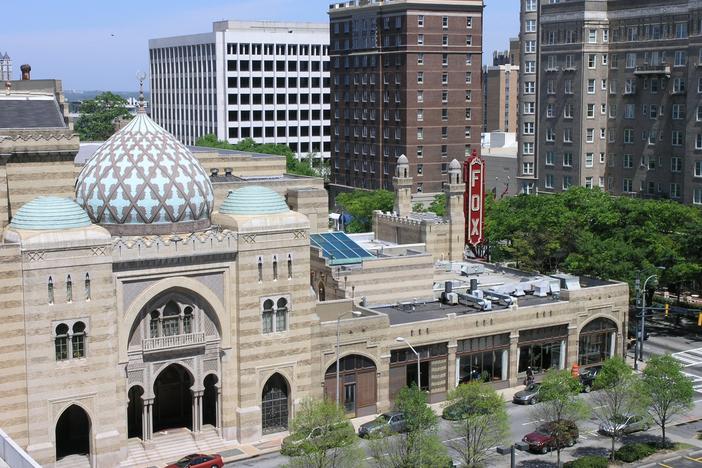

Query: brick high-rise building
(328, 0), (484, 196)
(518, 0), (702, 205)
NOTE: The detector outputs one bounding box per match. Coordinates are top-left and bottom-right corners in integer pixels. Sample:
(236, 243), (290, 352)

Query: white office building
(149, 21), (331, 158)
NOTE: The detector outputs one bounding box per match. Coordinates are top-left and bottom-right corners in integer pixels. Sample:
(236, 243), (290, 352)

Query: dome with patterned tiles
(75, 108), (214, 236)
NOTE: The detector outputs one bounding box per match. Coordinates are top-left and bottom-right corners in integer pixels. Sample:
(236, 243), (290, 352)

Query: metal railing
(142, 332), (205, 352)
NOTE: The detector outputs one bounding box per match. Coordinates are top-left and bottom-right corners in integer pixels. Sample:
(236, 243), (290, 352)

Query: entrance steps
(120, 426), (231, 468)
(56, 454), (91, 468)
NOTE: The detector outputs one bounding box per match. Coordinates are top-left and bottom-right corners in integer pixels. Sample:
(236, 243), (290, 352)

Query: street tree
(75, 92), (131, 141)
(445, 381), (509, 467)
(533, 369), (590, 467)
(281, 398), (361, 468)
(641, 354), (694, 446)
(590, 357), (646, 459)
(368, 384), (450, 468)
(335, 190), (394, 232)
(195, 135), (318, 177)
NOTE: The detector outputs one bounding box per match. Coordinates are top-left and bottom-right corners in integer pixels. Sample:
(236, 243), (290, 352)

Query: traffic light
(665, 303), (670, 318)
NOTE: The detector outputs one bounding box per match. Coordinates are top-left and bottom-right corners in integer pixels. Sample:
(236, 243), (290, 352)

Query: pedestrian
(526, 366), (534, 386)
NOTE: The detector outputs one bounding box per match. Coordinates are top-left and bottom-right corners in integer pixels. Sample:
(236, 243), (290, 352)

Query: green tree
(445, 381), (509, 467)
(195, 135), (319, 177)
(282, 399), (361, 468)
(591, 357), (646, 459)
(641, 354), (694, 446)
(428, 193), (446, 217)
(368, 385), (450, 468)
(75, 92), (132, 141)
(335, 190), (394, 233)
(534, 369), (590, 467)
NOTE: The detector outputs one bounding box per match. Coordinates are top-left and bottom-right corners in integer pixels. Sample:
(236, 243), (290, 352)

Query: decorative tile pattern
(75, 113), (214, 232)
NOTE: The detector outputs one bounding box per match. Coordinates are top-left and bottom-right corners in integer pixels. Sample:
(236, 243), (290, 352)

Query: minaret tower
(445, 159), (465, 261)
(393, 155), (412, 217)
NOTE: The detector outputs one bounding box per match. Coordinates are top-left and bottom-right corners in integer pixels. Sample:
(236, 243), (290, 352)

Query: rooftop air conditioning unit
(446, 292), (459, 305)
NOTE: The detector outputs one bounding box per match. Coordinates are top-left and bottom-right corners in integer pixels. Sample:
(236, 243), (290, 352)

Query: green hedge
(563, 455), (609, 468)
(614, 442), (657, 463)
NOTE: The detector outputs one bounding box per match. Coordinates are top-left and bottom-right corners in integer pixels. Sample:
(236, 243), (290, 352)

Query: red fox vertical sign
(464, 149), (485, 246)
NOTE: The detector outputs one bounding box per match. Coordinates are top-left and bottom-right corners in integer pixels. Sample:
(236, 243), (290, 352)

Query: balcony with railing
(142, 332), (206, 353)
(634, 64), (671, 77)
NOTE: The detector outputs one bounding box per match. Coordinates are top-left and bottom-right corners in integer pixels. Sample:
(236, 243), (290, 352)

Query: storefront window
(517, 325), (568, 374)
(457, 334), (510, 384)
(578, 318), (617, 366)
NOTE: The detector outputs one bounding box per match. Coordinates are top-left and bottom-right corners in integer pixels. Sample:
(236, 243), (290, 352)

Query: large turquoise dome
(74, 110), (214, 236)
(10, 197), (92, 230)
(220, 186), (289, 215)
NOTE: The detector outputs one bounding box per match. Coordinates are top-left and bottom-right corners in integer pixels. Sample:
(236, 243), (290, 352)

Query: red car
(165, 453), (223, 468)
(522, 420), (579, 454)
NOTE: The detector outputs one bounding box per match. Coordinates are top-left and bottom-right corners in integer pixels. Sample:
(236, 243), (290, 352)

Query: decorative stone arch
(322, 351), (379, 374)
(577, 315), (620, 366)
(54, 403), (93, 463)
(323, 353), (378, 417)
(152, 360), (197, 392)
(261, 372), (291, 434)
(120, 276), (229, 362)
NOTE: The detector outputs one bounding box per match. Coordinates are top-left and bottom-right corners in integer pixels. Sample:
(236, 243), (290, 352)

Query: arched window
(287, 254), (293, 279)
(162, 301), (180, 336)
(183, 307), (193, 334)
(149, 311), (160, 338)
(272, 256), (278, 280)
(258, 257), (263, 282)
(55, 323), (69, 360)
(66, 275), (72, 303)
(276, 298), (288, 332)
(262, 299), (274, 334)
(84, 273), (91, 301)
(72, 322), (86, 358)
(48, 277), (54, 305)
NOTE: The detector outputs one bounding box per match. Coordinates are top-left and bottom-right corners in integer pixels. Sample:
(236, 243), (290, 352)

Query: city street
(227, 317), (702, 467)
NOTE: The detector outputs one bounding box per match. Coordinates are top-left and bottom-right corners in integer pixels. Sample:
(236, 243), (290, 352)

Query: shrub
(563, 455), (609, 468)
(614, 442), (657, 463)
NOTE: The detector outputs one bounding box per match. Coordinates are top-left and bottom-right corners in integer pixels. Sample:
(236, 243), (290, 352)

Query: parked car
(522, 420), (579, 454)
(598, 414), (650, 436)
(358, 411), (406, 437)
(512, 383), (541, 405)
(165, 453), (223, 468)
(579, 365), (603, 393)
(281, 421), (353, 455)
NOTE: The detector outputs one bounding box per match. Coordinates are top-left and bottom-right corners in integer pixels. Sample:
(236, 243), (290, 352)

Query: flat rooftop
(373, 295), (557, 325)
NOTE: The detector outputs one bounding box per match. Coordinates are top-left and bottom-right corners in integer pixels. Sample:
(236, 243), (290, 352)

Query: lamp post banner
(465, 150), (485, 246)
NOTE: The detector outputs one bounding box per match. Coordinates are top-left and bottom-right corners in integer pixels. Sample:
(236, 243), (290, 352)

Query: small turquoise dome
(11, 197), (92, 230)
(220, 186), (289, 215)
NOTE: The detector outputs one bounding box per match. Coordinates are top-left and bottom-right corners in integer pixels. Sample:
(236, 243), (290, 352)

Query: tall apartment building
(519, 0), (702, 205)
(328, 0), (484, 195)
(483, 61), (519, 132)
(149, 21), (331, 159)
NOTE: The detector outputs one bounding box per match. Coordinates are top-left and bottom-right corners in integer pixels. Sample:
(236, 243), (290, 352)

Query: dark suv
(522, 420), (579, 454)
(579, 365), (603, 393)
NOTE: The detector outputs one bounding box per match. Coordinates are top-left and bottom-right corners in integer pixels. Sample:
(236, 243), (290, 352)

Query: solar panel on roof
(310, 231), (375, 265)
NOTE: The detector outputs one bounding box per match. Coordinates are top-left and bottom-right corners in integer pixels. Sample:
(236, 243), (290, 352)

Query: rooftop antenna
(136, 70), (147, 113)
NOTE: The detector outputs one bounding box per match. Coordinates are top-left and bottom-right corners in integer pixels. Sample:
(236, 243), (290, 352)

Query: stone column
(508, 332), (519, 387)
(215, 383), (223, 436)
(192, 390), (203, 433)
(447, 341), (458, 389)
(610, 332), (617, 357)
(142, 398), (154, 441)
(567, 324), (579, 369)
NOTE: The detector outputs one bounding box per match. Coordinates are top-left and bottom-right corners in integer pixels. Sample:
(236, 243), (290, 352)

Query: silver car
(598, 414), (649, 436)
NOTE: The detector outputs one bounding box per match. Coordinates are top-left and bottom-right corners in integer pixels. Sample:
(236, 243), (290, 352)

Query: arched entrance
(579, 317), (618, 366)
(324, 354), (377, 417)
(55, 405), (90, 460)
(262, 373), (289, 434)
(127, 386), (144, 438)
(203, 374), (218, 428)
(153, 364), (193, 432)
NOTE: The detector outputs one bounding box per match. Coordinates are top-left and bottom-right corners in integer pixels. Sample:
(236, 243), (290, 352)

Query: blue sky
(2, 0), (519, 90)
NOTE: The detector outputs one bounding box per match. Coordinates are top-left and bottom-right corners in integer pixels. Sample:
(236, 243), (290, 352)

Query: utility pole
(634, 271), (641, 370)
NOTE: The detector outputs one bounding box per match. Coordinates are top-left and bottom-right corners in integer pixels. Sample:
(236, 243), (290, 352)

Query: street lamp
(396, 337), (421, 391)
(637, 268), (664, 367)
(336, 310), (362, 406)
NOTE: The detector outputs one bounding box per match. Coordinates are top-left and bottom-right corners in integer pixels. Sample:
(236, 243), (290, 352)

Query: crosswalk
(682, 372), (702, 394)
(672, 347), (702, 368)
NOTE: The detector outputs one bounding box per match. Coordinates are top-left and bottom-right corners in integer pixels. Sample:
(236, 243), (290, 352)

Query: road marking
(682, 372), (702, 393)
(521, 420), (542, 426)
(673, 347), (702, 368)
(659, 464), (673, 468)
(684, 456), (702, 463)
